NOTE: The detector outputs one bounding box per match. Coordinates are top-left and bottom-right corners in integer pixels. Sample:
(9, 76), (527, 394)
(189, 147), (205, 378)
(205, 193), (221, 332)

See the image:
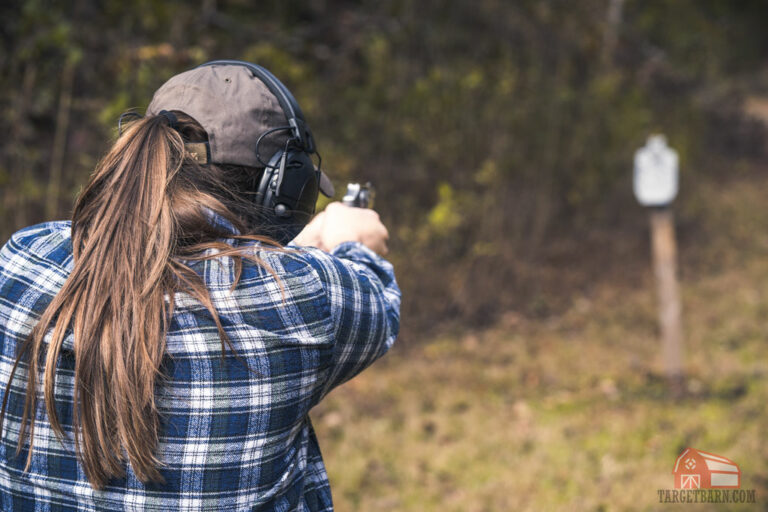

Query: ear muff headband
(196, 59), (316, 153)
(193, 59), (323, 245)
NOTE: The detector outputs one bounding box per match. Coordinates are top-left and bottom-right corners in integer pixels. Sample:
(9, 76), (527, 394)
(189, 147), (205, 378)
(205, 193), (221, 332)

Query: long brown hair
(0, 112), (290, 489)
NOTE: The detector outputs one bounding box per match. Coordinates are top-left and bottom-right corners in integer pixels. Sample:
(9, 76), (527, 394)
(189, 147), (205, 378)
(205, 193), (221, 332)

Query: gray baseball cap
(146, 63), (334, 197)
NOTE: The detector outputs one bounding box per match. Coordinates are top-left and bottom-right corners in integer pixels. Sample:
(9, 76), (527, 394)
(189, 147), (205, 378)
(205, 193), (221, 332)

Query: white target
(633, 135), (679, 207)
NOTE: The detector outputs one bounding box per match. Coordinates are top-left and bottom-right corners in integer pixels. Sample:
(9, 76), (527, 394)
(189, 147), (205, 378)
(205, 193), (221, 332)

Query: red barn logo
(673, 448), (740, 489)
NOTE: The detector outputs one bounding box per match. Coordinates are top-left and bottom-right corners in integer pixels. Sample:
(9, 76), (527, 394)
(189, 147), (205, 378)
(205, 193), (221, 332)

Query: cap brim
(317, 168), (335, 197)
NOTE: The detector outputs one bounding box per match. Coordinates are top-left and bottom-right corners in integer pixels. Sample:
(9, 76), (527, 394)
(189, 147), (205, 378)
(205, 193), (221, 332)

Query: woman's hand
(292, 202), (389, 256)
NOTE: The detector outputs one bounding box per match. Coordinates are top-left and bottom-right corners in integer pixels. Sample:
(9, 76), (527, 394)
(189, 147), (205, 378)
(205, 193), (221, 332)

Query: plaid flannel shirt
(0, 213), (400, 511)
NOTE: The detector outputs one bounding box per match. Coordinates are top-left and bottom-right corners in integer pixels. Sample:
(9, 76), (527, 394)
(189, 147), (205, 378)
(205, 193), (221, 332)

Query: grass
(310, 174), (768, 511)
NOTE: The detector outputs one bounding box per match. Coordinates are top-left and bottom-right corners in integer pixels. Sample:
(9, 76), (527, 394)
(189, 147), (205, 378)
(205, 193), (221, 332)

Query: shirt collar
(201, 206), (241, 236)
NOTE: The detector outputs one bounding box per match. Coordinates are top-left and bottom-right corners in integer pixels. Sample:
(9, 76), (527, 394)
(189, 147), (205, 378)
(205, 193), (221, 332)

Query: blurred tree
(1, 0), (766, 334)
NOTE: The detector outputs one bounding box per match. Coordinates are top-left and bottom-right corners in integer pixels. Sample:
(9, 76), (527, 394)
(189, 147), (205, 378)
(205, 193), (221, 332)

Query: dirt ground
(312, 175), (768, 511)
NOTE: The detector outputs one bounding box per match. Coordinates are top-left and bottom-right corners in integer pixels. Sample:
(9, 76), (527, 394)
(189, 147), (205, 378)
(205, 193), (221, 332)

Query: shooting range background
(2, 1), (767, 509)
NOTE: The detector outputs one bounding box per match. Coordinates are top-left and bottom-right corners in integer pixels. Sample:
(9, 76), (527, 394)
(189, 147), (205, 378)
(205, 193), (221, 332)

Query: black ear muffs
(255, 146), (320, 244)
(197, 59), (323, 245)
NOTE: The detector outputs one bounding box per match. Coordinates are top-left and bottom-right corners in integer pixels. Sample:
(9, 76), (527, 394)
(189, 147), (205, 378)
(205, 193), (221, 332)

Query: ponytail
(0, 113), (287, 489)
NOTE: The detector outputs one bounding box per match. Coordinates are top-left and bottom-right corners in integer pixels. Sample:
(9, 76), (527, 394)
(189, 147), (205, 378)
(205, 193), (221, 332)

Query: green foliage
(0, 0), (766, 332)
(427, 183), (464, 237)
(314, 208), (768, 508)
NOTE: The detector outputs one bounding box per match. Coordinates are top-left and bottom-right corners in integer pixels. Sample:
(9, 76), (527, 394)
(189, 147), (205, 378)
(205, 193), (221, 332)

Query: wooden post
(649, 207), (684, 397)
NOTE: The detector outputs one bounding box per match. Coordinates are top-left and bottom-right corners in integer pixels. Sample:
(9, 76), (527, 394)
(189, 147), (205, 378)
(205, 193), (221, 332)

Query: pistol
(342, 182), (375, 209)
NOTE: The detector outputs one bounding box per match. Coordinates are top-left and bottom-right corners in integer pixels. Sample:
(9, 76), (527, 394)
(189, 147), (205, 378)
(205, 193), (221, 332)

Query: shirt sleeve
(292, 241), (401, 398)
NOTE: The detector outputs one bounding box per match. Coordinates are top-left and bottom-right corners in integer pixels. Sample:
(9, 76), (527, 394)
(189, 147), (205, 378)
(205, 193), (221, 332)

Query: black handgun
(342, 182), (375, 209)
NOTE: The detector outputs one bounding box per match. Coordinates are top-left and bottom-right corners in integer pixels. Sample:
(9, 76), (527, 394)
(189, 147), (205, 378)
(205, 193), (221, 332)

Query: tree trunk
(46, 59), (76, 221)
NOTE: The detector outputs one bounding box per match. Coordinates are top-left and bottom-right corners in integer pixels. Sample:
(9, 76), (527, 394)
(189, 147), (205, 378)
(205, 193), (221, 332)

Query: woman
(0, 61), (399, 511)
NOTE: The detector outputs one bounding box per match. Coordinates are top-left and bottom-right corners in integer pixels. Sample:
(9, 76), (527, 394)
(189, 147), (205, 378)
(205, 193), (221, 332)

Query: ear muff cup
(196, 60), (324, 244)
(255, 148), (320, 244)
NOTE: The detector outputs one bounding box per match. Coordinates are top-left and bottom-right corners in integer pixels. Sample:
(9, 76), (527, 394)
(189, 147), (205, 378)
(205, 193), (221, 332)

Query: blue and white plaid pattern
(0, 215), (400, 511)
